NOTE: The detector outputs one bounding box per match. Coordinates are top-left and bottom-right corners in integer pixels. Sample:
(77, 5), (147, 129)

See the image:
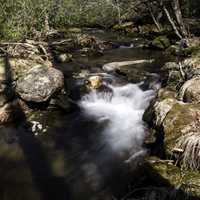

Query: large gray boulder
(16, 65), (64, 102)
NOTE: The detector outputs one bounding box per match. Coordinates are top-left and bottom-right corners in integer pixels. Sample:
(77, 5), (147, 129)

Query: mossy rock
(146, 156), (200, 197)
(143, 87), (177, 128)
(151, 36), (170, 50)
(163, 103), (200, 154)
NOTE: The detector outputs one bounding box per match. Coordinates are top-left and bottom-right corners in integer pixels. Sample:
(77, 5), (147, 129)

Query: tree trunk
(147, 3), (162, 31)
(161, 3), (183, 39)
(171, 0), (188, 38)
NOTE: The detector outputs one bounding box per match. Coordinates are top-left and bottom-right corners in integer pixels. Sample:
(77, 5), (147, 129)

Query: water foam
(79, 83), (155, 158)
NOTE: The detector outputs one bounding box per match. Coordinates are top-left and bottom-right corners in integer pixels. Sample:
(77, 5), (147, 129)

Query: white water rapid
(79, 82), (156, 162)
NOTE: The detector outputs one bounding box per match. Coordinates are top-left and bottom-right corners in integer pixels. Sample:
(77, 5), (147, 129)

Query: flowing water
(0, 32), (173, 200)
(80, 83), (154, 154)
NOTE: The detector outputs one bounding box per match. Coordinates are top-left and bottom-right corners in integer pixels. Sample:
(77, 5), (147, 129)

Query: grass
(174, 113), (200, 170)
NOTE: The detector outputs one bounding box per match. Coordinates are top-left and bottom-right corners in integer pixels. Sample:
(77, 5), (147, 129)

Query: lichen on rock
(16, 65), (64, 102)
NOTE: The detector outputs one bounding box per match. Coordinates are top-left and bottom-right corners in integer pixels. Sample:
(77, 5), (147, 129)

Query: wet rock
(86, 76), (103, 90)
(178, 77), (200, 103)
(151, 36), (170, 50)
(103, 59), (154, 72)
(16, 65), (64, 102)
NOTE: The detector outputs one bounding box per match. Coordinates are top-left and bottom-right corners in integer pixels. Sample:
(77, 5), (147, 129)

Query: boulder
(143, 88), (177, 128)
(178, 77), (200, 103)
(145, 87), (200, 168)
(86, 76), (103, 90)
(9, 58), (52, 80)
(162, 103), (200, 157)
(16, 65), (64, 102)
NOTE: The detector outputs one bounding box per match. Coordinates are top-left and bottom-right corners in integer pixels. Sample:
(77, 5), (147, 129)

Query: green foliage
(152, 36), (171, 50)
(0, 0), (198, 41)
(0, 0), (137, 41)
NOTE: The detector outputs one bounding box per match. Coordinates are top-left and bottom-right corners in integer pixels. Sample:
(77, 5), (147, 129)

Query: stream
(0, 32), (173, 200)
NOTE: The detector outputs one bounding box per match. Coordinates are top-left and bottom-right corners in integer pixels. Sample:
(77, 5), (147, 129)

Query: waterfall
(79, 82), (155, 161)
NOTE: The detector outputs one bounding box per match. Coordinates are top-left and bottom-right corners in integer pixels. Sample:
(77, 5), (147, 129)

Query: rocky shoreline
(142, 39), (200, 197)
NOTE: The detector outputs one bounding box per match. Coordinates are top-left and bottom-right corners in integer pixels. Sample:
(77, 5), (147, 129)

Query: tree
(159, 0), (188, 39)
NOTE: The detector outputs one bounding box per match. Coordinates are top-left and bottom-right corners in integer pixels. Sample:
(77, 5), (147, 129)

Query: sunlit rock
(143, 88), (177, 127)
(16, 65), (64, 102)
(178, 77), (200, 103)
(9, 58), (52, 80)
(86, 76), (103, 90)
(103, 59), (154, 72)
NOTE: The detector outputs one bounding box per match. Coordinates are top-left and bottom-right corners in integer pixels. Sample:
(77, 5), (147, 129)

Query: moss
(166, 45), (179, 55)
(113, 22), (133, 30)
(152, 36), (170, 50)
(163, 103), (200, 153)
(183, 46), (200, 57)
(66, 27), (82, 33)
(146, 156), (200, 197)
